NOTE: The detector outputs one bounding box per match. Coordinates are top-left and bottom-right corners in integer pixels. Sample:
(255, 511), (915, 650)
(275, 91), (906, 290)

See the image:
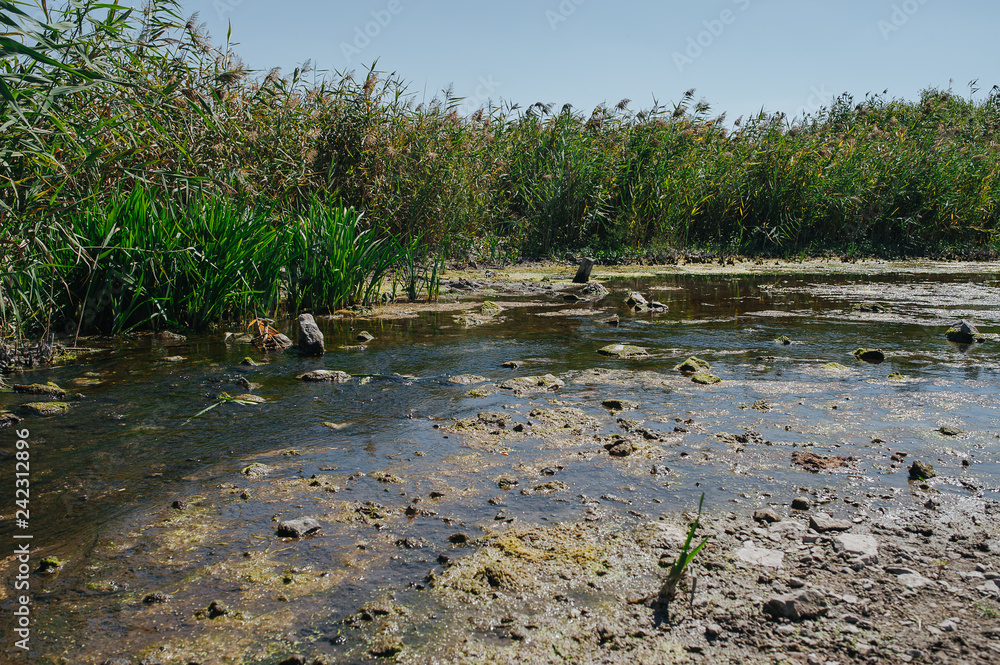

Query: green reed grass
(3, 0), (1000, 338)
(2, 189), (404, 337)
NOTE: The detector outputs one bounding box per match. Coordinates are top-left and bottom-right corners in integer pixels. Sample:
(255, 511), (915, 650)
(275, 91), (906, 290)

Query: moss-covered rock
(598, 344), (649, 358)
(945, 319), (982, 344)
(21, 402), (69, 416)
(624, 292), (648, 309)
(691, 373), (722, 385)
(853, 348), (885, 363)
(448, 374), (488, 385)
(297, 369), (351, 382)
(499, 374), (565, 392)
(480, 300), (504, 316)
(675, 356), (711, 373)
(0, 412), (23, 427)
(13, 382), (66, 397)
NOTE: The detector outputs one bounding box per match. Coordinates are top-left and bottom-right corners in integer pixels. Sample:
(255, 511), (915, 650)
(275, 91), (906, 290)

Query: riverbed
(2, 260), (999, 664)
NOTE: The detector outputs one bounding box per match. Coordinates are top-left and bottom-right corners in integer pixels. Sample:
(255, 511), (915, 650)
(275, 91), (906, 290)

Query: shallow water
(2, 270), (999, 662)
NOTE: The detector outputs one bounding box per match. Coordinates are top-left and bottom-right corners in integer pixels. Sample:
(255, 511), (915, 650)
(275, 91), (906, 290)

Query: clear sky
(181, 0), (998, 122)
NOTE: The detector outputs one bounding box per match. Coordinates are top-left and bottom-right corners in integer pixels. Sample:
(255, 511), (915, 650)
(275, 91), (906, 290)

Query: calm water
(2, 269), (999, 661)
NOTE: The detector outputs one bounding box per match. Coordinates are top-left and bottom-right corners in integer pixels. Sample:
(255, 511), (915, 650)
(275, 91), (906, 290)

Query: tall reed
(4, 0), (1000, 338)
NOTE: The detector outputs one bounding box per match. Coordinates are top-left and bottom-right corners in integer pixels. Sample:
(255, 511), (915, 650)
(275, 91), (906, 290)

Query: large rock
(297, 369), (351, 382)
(499, 374), (565, 392)
(13, 382), (66, 397)
(276, 517), (322, 538)
(909, 460), (936, 480)
(675, 357), (710, 373)
(598, 344), (649, 358)
(297, 314), (324, 355)
(763, 588), (829, 621)
(573, 257), (595, 283)
(853, 348), (885, 363)
(624, 292), (648, 309)
(20, 402), (69, 416)
(945, 319), (981, 344)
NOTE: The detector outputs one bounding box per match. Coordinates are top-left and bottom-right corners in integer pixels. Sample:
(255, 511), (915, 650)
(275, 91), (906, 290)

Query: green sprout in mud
(975, 602), (999, 618)
(659, 492), (709, 606)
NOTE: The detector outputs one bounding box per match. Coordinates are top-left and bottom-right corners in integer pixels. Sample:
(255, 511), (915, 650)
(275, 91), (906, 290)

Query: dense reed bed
(3, 0), (1000, 338)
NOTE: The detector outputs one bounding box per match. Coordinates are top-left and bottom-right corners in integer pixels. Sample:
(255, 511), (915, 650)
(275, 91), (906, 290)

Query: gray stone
(833, 533), (878, 558)
(573, 257), (595, 283)
(791, 497), (811, 511)
(272, 333), (293, 348)
(809, 513), (852, 532)
(737, 541), (784, 568)
(297, 313), (324, 355)
(763, 588), (829, 621)
(978, 580), (1000, 597)
(276, 517), (322, 538)
(833, 533), (879, 568)
(754, 509), (782, 524)
(897, 572), (933, 588)
(769, 520), (805, 536)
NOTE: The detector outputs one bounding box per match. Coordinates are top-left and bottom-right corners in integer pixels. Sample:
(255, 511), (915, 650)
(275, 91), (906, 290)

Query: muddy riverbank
(1, 260), (999, 664)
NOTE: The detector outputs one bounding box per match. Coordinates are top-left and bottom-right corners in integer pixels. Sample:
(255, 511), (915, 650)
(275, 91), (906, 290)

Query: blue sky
(182, 0), (997, 122)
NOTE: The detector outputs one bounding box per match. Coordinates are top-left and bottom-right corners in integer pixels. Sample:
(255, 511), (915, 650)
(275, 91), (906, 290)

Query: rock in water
(909, 460), (936, 480)
(276, 517), (322, 538)
(598, 344), (649, 358)
(583, 282), (609, 297)
(624, 292), (648, 309)
(573, 257), (595, 283)
(21, 402), (69, 416)
(675, 356), (711, 373)
(297, 369), (351, 382)
(853, 348), (885, 363)
(297, 314), (324, 355)
(945, 319), (981, 344)
(791, 451), (855, 473)
(13, 382), (66, 397)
